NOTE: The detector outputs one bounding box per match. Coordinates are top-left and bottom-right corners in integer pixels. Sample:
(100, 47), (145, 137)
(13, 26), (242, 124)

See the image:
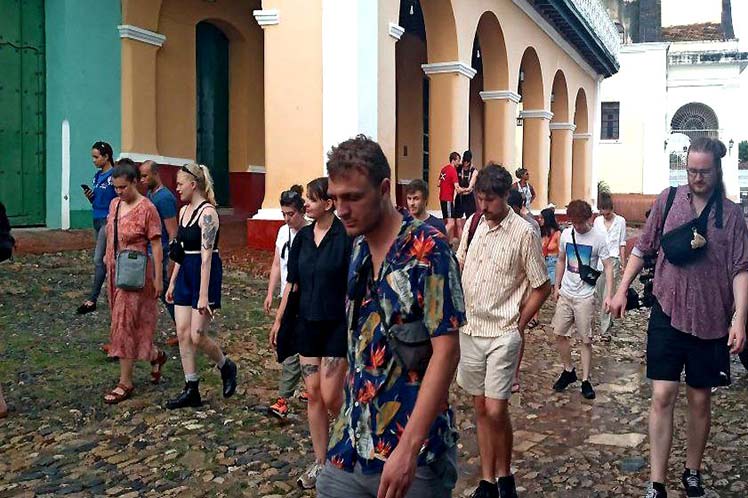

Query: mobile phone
(81, 184), (92, 192)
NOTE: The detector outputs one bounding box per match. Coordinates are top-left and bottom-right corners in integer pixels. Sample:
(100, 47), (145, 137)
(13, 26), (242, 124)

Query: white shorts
(457, 329), (522, 400)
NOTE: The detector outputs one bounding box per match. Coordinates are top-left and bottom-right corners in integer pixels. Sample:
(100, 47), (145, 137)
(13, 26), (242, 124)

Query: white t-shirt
(275, 224), (300, 296)
(593, 214), (627, 269)
(559, 226), (610, 299)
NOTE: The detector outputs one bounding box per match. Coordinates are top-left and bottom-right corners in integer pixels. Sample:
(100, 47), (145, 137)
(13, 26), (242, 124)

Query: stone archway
(549, 70), (573, 207)
(572, 88), (591, 202)
(518, 47), (550, 208)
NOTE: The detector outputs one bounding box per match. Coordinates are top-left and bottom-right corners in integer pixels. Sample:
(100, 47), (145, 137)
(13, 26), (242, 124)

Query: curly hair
(567, 200), (593, 223)
(475, 162), (513, 197)
(326, 135), (390, 187)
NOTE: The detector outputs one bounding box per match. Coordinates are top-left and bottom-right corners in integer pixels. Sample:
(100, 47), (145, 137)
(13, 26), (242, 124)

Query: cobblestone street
(1, 250), (747, 498)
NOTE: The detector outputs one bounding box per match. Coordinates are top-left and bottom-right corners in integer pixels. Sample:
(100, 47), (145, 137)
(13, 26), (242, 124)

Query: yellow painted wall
(395, 33), (427, 181)
(260, 0), (324, 209)
(155, 0), (264, 172)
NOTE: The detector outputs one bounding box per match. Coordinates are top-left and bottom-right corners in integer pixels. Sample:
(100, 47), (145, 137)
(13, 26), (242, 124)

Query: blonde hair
(180, 163), (217, 206)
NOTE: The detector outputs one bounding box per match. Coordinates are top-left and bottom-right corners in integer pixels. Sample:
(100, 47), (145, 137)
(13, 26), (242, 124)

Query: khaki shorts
(552, 293), (596, 344)
(457, 330), (522, 400)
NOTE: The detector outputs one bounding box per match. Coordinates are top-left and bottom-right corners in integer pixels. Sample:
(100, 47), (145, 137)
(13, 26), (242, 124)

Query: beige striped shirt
(456, 209), (548, 337)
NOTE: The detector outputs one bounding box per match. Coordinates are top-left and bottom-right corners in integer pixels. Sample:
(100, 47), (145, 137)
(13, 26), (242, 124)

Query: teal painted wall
(46, 0), (121, 229)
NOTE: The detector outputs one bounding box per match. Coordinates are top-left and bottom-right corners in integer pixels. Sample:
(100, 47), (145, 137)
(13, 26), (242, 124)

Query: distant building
(598, 0), (748, 207)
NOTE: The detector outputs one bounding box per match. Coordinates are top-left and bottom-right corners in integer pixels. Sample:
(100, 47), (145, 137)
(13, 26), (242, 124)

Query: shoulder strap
(187, 201), (211, 226)
(466, 213), (482, 249)
(114, 199), (122, 255)
(661, 187), (677, 234)
(571, 229), (583, 267)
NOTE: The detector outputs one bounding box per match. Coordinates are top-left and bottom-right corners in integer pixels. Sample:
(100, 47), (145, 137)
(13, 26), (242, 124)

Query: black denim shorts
(646, 300), (731, 389)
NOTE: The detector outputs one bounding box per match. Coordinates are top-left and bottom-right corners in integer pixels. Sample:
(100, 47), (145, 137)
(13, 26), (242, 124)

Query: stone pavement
(1, 250), (747, 498)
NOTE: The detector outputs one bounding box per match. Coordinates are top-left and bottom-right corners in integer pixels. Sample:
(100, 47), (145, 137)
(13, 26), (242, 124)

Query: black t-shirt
(287, 216), (352, 321)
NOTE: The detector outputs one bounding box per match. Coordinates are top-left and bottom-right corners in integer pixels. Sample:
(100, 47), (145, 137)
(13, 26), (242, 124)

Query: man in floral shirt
(321, 135), (466, 498)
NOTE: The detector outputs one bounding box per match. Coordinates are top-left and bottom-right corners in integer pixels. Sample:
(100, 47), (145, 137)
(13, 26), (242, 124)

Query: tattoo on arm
(202, 214), (218, 250)
(301, 364), (320, 379)
(322, 357), (345, 376)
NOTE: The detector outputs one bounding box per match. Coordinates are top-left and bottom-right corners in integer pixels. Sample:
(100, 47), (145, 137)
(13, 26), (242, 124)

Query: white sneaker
(297, 461), (324, 489)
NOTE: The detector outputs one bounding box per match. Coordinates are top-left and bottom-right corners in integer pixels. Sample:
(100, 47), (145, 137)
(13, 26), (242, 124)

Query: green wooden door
(196, 22), (230, 207)
(0, 0), (46, 226)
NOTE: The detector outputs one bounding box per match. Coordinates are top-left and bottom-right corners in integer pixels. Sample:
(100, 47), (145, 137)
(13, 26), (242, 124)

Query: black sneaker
(645, 482), (667, 498)
(470, 480), (499, 498)
(682, 469), (705, 497)
(552, 368), (578, 392)
(498, 475), (518, 498)
(581, 380), (596, 400)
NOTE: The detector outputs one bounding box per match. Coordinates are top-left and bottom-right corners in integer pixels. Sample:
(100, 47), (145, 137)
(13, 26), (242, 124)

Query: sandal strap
(116, 383), (133, 394)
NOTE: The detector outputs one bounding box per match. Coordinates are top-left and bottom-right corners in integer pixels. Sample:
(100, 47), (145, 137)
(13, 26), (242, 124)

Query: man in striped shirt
(456, 164), (551, 498)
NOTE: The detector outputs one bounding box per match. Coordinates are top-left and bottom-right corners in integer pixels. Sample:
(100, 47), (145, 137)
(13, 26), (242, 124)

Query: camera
(626, 254), (656, 310)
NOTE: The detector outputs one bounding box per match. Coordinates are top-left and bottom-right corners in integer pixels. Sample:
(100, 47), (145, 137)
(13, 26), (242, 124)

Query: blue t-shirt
(148, 186), (178, 249)
(91, 169), (117, 220)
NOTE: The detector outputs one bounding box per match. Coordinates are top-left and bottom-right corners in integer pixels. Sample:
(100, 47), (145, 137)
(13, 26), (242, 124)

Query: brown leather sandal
(150, 350), (167, 384)
(104, 383), (134, 405)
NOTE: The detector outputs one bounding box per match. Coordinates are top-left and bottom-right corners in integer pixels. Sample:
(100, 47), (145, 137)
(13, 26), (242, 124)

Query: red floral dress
(105, 198), (161, 360)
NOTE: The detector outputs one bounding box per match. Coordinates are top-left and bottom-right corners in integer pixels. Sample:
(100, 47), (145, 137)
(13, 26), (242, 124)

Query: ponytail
(198, 165), (217, 206)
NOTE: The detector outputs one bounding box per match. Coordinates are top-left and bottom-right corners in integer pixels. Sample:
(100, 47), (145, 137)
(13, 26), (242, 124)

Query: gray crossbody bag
(114, 200), (147, 291)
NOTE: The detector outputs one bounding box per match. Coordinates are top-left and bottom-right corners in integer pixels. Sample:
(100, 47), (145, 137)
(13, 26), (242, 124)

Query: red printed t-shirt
(439, 164), (458, 202)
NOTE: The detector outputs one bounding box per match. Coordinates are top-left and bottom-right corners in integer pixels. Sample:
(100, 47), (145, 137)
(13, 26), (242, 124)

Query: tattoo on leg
(301, 364), (320, 379)
(196, 327), (208, 336)
(322, 357), (344, 376)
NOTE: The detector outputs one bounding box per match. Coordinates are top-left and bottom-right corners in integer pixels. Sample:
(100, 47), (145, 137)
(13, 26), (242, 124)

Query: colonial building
(598, 0), (748, 214)
(1, 0), (620, 245)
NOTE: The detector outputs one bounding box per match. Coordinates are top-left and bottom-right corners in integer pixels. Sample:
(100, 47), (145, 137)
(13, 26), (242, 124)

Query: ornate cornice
(549, 122), (577, 131)
(520, 110), (554, 120)
(422, 61), (477, 79)
(253, 9), (279, 27)
(117, 25), (166, 47)
(480, 90), (522, 104)
(388, 22), (405, 41)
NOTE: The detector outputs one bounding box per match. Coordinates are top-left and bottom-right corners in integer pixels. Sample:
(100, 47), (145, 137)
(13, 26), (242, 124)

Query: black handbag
(352, 255), (433, 375)
(660, 187), (721, 267)
(168, 239), (186, 265)
(276, 286), (300, 363)
(571, 230), (601, 286)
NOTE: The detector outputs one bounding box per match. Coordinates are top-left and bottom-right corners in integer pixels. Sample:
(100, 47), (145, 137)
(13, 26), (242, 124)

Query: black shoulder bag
(660, 187), (721, 267)
(571, 230), (601, 286)
(351, 254), (433, 376)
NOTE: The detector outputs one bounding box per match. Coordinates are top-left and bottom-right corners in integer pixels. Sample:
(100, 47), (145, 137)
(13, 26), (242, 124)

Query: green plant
(739, 140), (748, 164)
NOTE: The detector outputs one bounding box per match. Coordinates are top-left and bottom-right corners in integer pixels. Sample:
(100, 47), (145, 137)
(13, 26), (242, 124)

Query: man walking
(139, 160), (178, 333)
(593, 193), (627, 337)
(320, 135), (466, 498)
(551, 200), (614, 400)
(438, 152), (461, 242)
(507, 190), (540, 238)
(405, 179), (447, 235)
(609, 137), (747, 498)
(456, 164), (550, 498)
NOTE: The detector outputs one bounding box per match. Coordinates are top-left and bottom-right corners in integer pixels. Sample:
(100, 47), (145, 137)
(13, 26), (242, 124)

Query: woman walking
(165, 163), (237, 409)
(270, 177), (351, 489)
(513, 167), (536, 210)
(541, 207), (562, 286)
(266, 185), (309, 418)
(77, 141), (118, 315)
(103, 160), (167, 404)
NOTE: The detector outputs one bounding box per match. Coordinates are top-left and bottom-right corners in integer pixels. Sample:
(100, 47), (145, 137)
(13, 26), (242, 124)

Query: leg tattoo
(301, 364), (320, 379)
(322, 357), (345, 377)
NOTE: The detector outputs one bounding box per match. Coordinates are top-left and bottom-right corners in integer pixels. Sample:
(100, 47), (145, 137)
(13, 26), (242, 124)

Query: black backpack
(0, 202), (16, 262)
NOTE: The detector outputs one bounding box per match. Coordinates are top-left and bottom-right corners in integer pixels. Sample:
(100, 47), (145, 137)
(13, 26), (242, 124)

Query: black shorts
(440, 201), (455, 220)
(295, 318), (347, 358)
(646, 300), (730, 389)
(455, 194), (476, 219)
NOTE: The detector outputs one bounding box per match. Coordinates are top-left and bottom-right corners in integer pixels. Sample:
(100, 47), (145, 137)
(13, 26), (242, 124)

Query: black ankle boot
(220, 358), (237, 398)
(166, 381), (202, 409)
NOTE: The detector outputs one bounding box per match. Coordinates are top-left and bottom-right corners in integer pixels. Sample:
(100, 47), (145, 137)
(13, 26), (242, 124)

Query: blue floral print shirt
(326, 210), (467, 474)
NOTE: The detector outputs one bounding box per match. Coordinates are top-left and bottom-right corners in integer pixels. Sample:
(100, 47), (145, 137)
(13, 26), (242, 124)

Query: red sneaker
(166, 335), (179, 347)
(269, 397), (289, 418)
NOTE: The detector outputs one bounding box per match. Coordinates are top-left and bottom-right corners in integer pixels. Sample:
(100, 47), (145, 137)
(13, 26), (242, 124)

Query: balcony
(528, 0), (621, 77)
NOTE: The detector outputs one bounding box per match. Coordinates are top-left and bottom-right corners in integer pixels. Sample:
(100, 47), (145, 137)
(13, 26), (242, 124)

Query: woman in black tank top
(164, 163), (237, 409)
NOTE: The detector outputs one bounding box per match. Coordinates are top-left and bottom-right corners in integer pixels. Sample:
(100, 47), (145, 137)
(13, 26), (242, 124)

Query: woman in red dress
(103, 160), (167, 404)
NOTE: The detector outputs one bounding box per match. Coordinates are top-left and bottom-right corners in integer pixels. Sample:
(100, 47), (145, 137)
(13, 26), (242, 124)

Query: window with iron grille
(601, 102), (620, 140)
